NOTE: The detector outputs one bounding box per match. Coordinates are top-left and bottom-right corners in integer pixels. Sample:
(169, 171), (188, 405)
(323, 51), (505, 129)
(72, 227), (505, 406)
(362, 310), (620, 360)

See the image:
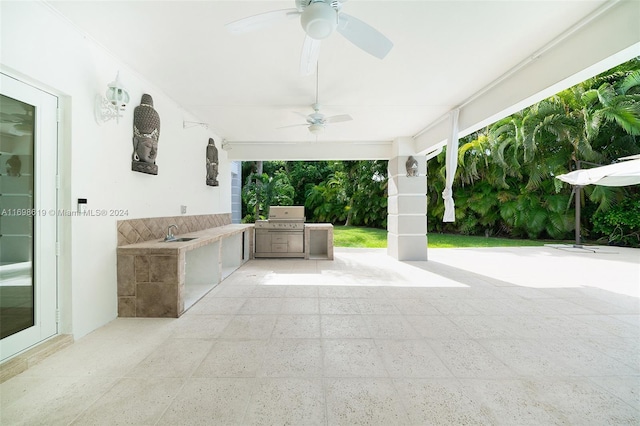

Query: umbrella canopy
(556, 158), (640, 187)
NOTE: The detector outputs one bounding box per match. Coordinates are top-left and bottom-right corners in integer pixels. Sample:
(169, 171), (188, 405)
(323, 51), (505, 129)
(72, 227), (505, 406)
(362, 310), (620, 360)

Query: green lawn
(333, 225), (549, 248)
(333, 226), (388, 248)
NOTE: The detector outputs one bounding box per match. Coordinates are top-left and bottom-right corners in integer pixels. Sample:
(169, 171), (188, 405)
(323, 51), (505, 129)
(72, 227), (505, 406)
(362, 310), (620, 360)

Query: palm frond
(596, 82), (616, 106)
(587, 184), (617, 213)
(601, 102), (640, 135)
(527, 209), (547, 237)
(525, 166), (544, 191)
(546, 212), (572, 239)
(618, 69), (640, 95)
(545, 194), (571, 213)
(581, 89), (599, 107)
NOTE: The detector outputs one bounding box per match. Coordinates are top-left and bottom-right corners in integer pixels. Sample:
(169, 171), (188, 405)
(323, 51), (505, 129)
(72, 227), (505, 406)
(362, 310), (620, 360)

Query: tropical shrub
(242, 160), (388, 227)
(241, 170), (294, 222)
(592, 196), (640, 246)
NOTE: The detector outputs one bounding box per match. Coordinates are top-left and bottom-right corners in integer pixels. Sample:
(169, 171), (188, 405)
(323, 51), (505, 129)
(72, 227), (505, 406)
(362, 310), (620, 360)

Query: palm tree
(555, 68), (640, 219)
(427, 59), (639, 241)
(515, 64), (640, 242)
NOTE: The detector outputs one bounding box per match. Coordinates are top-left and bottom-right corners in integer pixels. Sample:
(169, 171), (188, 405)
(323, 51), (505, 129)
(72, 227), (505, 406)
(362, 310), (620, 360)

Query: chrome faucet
(165, 224), (178, 241)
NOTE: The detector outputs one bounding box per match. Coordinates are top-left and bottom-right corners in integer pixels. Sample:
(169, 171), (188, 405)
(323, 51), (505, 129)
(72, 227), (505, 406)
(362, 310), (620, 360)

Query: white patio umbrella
(555, 156), (640, 248)
(555, 157), (640, 187)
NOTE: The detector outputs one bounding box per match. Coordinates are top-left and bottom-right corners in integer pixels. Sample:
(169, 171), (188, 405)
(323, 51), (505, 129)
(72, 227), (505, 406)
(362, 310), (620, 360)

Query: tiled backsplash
(117, 213), (232, 246)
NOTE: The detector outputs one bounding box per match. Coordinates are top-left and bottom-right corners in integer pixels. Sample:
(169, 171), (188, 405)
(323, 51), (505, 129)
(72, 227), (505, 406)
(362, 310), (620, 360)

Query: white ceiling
(47, 0), (636, 156)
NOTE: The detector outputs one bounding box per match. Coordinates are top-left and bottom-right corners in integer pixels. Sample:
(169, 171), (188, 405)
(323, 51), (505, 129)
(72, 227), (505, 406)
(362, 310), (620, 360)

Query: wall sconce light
(95, 72), (130, 124)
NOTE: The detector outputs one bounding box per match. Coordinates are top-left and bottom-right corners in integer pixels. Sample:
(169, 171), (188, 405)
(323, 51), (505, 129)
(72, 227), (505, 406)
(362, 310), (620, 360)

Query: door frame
(0, 73), (59, 362)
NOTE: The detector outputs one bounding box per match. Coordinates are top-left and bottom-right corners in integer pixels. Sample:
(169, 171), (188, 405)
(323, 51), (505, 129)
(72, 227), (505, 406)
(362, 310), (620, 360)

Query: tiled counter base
(304, 223), (334, 260)
(117, 224), (253, 318)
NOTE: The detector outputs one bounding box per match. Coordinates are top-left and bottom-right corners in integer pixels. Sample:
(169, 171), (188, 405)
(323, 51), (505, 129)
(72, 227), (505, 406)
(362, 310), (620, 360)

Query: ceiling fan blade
(300, 35), (322, 76)
(277, 123), (309, 129)
(325, 114), (353, 124)
(226, 9), (300, 34)
(336, 13), (393, 59)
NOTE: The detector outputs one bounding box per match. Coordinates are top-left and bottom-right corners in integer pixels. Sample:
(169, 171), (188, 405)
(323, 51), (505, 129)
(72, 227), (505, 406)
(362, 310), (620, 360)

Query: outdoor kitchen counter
(116, 224), (253, 255)
(117, 224), (253, 318)
(304, 223), (334, 260)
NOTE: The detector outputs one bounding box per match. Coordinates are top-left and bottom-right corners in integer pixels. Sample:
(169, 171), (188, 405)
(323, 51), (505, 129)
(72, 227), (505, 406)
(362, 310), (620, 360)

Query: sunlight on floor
(428, 246), (640, 298)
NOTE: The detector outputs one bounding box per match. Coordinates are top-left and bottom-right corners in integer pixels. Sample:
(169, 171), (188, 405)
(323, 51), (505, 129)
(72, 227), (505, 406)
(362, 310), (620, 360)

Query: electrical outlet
(181, 205), (187, 214)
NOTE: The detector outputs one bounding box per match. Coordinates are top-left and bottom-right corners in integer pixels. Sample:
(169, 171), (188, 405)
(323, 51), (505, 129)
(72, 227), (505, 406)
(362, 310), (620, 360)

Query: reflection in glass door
(0, 74), (58, 362)
(0, 95), (35, 339)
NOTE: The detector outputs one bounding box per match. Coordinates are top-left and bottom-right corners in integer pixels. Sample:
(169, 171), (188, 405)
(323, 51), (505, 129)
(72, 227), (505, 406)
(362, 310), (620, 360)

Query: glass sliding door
(0, 74), (58, 361)
(0, 94), (35, 339)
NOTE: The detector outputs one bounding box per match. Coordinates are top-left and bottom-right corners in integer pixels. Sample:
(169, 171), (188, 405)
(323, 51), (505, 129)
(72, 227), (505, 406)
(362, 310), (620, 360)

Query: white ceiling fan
(279, 64), (353, 135)
(226, 0), (393, 75)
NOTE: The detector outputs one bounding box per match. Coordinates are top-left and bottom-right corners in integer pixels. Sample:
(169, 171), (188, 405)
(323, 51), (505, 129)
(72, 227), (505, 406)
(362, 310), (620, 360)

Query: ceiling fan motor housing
(301, 1), (337, 40)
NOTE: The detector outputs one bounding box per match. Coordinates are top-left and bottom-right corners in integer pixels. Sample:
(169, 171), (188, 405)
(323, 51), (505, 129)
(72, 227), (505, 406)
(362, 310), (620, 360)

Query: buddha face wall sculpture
(406, 155), (419, 177)
(206, 138), (219, 186)
(132, 94), (160, 175)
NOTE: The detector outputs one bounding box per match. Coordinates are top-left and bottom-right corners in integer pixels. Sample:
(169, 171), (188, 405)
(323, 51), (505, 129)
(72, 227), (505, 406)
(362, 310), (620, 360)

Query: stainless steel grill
(254, 206), (305, 258)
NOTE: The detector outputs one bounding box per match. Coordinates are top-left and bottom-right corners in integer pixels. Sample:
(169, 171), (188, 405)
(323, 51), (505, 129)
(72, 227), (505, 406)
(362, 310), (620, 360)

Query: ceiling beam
(223, 140), (393, 161)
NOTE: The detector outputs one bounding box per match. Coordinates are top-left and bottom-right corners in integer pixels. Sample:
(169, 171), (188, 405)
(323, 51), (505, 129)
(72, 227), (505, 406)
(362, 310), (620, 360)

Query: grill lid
(268, 206), (305, 221)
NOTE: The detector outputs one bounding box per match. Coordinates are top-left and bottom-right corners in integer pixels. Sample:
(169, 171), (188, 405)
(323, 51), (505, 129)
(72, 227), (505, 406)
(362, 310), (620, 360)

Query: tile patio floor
(1, 246), (639, 425)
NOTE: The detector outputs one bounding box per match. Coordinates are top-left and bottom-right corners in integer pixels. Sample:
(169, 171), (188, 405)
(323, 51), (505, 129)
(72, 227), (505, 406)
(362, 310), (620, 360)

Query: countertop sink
(162, 237), (197, 243)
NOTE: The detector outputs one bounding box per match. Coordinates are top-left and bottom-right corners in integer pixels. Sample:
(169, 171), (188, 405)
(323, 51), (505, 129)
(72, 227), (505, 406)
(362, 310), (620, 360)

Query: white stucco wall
(1, 1), (229, 339)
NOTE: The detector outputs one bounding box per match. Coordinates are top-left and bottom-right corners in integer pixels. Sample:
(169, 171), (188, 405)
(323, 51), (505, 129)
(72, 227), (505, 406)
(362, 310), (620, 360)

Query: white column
(387, 138), (427, 261)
